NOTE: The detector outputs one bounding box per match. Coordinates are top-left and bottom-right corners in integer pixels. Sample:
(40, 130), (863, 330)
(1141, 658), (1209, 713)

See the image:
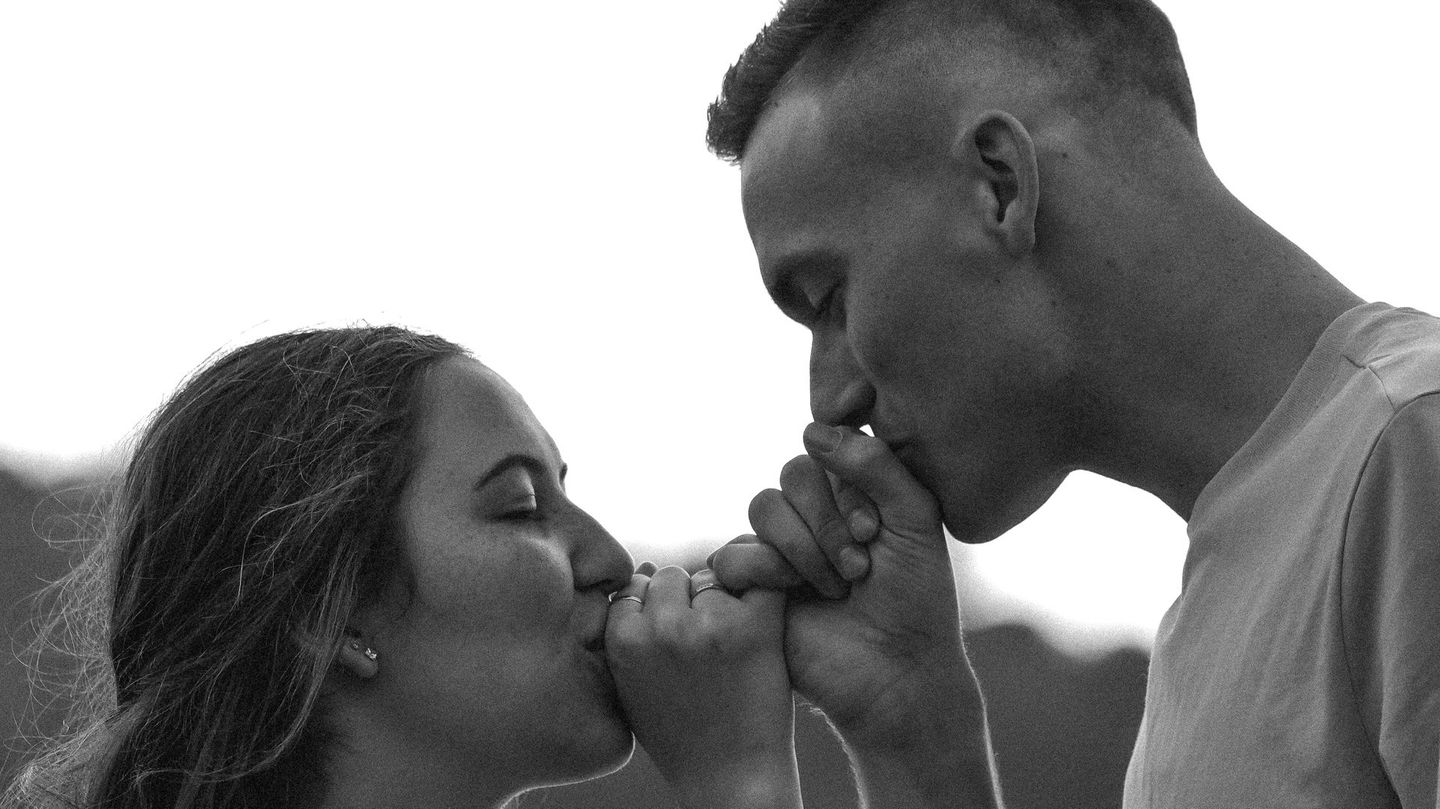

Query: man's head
(707, 0), (1196, 164)
(710, 0), (1202, 542)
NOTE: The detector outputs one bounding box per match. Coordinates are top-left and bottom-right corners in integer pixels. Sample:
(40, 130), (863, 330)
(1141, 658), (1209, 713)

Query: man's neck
(1062, 189), (1362, 520)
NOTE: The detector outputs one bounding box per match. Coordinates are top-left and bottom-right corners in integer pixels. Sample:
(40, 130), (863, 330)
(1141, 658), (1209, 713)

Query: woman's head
(334, 356), (633, 801)
(10, 327), (633, 808)
(102, 326), (468, 805)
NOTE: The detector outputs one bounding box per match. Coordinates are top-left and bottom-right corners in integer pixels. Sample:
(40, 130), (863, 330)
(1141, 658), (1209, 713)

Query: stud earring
(346, 638), (378, 662)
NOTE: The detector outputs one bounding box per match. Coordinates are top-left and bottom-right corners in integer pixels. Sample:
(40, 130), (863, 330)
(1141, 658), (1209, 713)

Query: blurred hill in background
(1, 461), (1147, 807)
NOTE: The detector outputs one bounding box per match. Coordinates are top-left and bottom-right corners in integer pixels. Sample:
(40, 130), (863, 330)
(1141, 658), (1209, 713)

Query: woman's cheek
(429, 539), (574, 626)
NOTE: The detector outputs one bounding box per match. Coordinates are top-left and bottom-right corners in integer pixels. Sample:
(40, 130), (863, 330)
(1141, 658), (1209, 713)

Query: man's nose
(809, 329), (875, 428)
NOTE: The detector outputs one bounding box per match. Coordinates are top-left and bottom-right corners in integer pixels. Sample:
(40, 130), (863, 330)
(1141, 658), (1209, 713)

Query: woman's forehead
(412, 357), (558, 468)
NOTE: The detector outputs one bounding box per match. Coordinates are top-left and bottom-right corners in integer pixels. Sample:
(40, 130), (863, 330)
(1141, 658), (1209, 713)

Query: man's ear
(954, 109), (1039, 257)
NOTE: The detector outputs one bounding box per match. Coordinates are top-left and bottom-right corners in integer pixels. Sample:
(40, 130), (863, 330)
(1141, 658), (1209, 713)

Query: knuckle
(767, 525), (818, 562)
(687, 612), (733, 656)
(712, 547), (752, 580)
(833, 481), (873, 512)
(779, 454), (819, 487)
(813, 510), (851, 546)
(653, 614), (689, 649)
(709, 546), (737, 577)
(693, 617), (730, 654)
(653, 564), (688, 589)
(748, 488), (787, 526)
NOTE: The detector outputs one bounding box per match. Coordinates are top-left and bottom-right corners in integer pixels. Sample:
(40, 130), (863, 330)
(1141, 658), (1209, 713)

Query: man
(705, 0), (1440, 806)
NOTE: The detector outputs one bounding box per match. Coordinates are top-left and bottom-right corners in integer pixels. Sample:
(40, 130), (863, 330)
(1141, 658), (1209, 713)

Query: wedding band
(691, 582), (724, 597)
(614, 595), (645, 606)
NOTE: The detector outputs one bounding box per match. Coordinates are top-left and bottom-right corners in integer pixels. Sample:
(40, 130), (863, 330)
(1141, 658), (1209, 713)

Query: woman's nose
(567, 505), (632, 593)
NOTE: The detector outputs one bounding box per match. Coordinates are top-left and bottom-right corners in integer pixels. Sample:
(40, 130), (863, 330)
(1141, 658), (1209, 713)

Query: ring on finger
(691, 582), (724, 597)
(613, 595), (645, 606)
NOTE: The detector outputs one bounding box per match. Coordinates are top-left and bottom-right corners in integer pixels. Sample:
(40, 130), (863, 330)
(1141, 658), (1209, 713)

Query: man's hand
(711, 423), (1003, 807)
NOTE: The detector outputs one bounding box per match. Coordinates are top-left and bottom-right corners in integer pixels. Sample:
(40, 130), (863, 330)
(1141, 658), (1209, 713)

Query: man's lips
(878, 434), (930, 482)
(873, 429), (916, 458)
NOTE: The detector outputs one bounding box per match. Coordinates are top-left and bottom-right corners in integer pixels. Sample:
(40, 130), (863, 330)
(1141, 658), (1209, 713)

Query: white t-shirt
(1125, 302), (1440, 808)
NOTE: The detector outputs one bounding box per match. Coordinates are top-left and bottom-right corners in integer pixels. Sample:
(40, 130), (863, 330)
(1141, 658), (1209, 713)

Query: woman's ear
(336, 628), (380, 680)
(954, 109), (1039, 257)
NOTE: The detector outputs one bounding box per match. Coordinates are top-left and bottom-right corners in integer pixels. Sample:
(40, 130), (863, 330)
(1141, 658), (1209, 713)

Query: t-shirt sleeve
(1343, 392), (1440, 809)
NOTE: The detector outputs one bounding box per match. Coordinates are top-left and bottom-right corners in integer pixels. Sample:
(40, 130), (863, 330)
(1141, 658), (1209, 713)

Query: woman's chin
(531, 730), (635, 790)
(589, 732), (636, 779)
(584, 720), (636, 778)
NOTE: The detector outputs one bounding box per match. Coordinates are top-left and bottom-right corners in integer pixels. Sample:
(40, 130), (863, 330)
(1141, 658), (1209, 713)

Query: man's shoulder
(1342, 304), (1440, 411)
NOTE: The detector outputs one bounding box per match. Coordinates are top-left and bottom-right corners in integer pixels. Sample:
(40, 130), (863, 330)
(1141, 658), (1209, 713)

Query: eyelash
(499, 499), (541, 522)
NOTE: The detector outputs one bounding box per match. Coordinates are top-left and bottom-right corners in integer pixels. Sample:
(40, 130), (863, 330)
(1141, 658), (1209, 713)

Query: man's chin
(940, 508), (1009, 544)
(936, 469), (1071, 545)
(888, 453), (995, 543)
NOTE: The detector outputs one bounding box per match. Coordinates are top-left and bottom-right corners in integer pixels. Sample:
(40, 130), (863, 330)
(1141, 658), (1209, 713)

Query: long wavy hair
(4, 327), (467, 808)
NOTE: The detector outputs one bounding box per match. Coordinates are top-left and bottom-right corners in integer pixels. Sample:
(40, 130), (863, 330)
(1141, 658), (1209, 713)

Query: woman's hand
(606, 564), (801, 809)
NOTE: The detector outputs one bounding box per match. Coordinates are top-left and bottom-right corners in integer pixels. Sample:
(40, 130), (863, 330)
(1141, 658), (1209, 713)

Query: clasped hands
(605, 424), (992, 809)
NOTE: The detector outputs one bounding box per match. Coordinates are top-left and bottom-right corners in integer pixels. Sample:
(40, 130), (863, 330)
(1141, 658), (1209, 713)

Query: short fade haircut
(706, 0), (1198, 163)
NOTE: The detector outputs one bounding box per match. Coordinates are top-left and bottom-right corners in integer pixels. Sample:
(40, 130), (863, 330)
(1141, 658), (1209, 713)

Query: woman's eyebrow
(474, 454), (546, 490)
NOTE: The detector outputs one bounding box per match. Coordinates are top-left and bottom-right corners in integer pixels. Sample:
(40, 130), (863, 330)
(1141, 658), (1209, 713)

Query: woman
(3, 327), (801, 808)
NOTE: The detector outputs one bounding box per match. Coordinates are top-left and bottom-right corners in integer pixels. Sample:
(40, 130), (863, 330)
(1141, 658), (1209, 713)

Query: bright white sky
(1, 1), (1436, 654)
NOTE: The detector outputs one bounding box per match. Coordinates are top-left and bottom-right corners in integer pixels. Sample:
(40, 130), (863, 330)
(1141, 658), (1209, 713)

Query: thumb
(802, 422), (941, 542)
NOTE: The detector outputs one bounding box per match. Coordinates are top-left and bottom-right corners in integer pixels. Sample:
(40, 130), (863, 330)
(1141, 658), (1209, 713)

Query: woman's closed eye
(497, 495), (540, 522)
(476, 459), (547, 521)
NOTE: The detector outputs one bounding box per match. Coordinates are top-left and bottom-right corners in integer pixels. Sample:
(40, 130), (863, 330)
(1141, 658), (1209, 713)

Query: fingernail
(803, 422), (844, 453)
(839, 545), (870, 581)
